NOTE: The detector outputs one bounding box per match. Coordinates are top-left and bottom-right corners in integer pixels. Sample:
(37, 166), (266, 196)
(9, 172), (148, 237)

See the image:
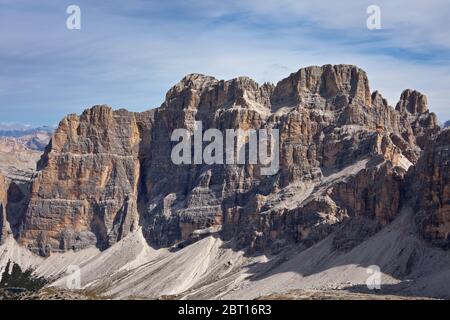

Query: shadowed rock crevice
(406, 129), (450, 249)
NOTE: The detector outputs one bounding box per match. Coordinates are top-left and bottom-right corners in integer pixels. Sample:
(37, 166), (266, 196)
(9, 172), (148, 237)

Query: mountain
(0, 173), (9, 243)
(20, 65), (440, 254)
(0, 64), (449, 299)
(0, 123), (54, 136)
(0, 126), (53, 182)
(444, 120), (450, 128)
(0, 125), (53, 151)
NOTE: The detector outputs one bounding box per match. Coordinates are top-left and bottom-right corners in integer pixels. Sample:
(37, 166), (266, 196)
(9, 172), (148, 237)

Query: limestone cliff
(13, 64), (445, 255)
(21, 106), (143, 255)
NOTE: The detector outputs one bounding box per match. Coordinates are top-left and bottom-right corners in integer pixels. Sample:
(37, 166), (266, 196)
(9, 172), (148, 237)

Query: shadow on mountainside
(227, 208), (450, 299)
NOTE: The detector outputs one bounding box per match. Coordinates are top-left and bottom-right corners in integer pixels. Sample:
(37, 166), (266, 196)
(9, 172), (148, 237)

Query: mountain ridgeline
(1, 64), (448, 256)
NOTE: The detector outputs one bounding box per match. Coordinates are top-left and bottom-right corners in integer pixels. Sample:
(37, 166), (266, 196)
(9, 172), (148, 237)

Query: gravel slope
(2, 208), (450, 299)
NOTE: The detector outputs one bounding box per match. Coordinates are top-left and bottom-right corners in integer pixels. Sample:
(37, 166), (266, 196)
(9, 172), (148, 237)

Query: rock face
(408, 129), (450, 249)
(138, 64), (422, 252)
(20, 107), (143, 255)
(12, 64), (446, 255)
(395, 89), (440, 149)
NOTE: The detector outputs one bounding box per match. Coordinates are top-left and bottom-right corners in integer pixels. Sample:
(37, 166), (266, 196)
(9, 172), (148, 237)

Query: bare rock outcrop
(21, 106), (143, 255)
(271, 64), (371, 109)
(408, 129), (450, 248)
(137, 64), (425, 251)
(16, 64), (445, 255)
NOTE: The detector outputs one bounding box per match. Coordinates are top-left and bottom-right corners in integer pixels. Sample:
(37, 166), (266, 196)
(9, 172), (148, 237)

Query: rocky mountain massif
(0, 64), (449, 299)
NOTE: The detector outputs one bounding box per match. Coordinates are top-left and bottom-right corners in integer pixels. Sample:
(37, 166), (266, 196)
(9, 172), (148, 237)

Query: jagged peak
(292, 64), (369, 81)
(182, 73), (216, 82)
(272, 64), (371, 108)
(80, 104), (114, 118)
(167, 65), (372, 110)
(395, 89), (429, 114)
(168, 73), (218, 96)
(371, 90), (389, 108)
(168, 73), (265, 97)
(163, 73), (274, 112)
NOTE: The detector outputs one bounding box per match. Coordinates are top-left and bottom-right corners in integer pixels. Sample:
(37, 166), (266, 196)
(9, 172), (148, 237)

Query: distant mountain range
(444, 120), (450, 128)
(0, 123), (53, 152)
(0, 123), (54, 139)
(0, 124), (53, 181)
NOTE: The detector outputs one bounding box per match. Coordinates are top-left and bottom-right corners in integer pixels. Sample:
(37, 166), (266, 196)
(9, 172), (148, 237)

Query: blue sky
(1, 0), (449, 126)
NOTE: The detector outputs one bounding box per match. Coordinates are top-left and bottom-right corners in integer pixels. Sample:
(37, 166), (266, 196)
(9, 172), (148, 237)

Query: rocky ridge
(1, 64), (447, 258)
